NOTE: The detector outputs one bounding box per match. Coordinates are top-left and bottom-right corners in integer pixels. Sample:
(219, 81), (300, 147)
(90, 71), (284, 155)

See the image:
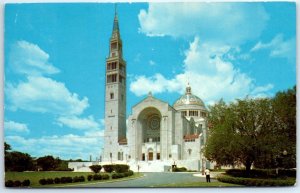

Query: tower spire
(113, 4), (119, 32)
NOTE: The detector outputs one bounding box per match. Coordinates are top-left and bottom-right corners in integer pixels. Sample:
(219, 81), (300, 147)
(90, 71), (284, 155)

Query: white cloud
(4, 120), (29, 133)
(138, 2), (268, 45)
(130, 37), (273, 103)
(6, 76), (89, 116)
(6, 132), (104, 160)
(130, 73), (182, 96)
(251, 34), (295, 62)
(56, 116), (101, 130)
(9, 41), (60, 76)
(149, 60), (156, 66)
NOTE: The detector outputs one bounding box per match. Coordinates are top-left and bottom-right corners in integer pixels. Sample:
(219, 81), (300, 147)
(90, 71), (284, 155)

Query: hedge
(114, 164), (130, 173)
(89, 165), (102, 173)
(103, 165), (114, 173)
(5, 180), (30, 187)
(172, 167), (187, 172)
(226, 169), (296, 178)
(39, 176), (84, 185)
(88, 174), (110, 181)
(217, 175), (296, 186)
(111, 170), (134, 179)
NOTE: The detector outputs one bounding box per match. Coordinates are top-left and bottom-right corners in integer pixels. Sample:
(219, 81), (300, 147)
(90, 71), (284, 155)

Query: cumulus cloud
(251, 34), (295, 63)
(9, 40), (60, 76)
(6, 133), (104, 160)
(6, 76), (89, 116)
(130, 73), (182, 96)
(4, 120), (29, 133)
(130, 37), (273, 103)
(56, 116), (101, 130)
(138, 2), (269, 45)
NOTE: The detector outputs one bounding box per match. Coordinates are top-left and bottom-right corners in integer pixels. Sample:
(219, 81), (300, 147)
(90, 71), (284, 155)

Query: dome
(173, 84), (206, 111)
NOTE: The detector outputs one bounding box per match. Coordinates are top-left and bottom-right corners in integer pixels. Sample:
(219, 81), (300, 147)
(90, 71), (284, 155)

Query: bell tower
(103, 6), (127, 162)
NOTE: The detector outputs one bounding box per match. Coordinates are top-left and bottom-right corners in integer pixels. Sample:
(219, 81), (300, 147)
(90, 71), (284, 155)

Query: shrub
(54, 177), (61, 184)
(89, 165), (102, 173)
(112, 172), (126, 179)
(114, 164), (129, 173)
(103, 165), (114, 173)
(60, 176), (72, 183)
(5, 180), (14, 187)
(66, 177), (73, 183)
(46, 178), (54, 184)
(93, 174), (102, 180)
(39, 179), (47, 185)
(226, 169), (296, 178)
(128, 170), (134, 176)
(73, 176), (80, 183)
(60, 177), (67, 183)
(72, 176), (85, 183)
(13, 180), (22, 187)
(172, 167), (187, 172)
(79, 176), (85, 182)
(101, 174), (110, 180)
(111, 173), (119, 179)
(87, 175), (93, 181)
(217, 175), (296, 186)
(22, 179), (30, 187)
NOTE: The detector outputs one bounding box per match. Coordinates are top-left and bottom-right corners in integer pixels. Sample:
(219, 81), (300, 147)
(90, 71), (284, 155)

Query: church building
(101, 10), (211, 172)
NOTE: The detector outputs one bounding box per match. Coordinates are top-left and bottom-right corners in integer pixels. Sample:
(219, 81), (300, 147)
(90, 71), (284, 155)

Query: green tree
(4, 142), (11, 154)
(5, 151), (34, 172)
(205, 97), (278, 175)
(37, 155), (60, 171)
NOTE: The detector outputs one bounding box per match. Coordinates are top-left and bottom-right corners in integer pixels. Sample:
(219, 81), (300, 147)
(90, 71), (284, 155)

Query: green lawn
(5, 171), (142, 188)
(155, 181), (243, 187)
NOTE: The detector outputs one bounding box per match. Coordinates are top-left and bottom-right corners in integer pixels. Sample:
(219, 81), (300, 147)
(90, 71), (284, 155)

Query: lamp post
(276, 150), (288, 176)
(202, 158), (205, 175)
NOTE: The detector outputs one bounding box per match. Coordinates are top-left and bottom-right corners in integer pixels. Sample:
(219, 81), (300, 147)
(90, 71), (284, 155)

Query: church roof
(183, 134), (199, 140)
(173, 84), (206, 110)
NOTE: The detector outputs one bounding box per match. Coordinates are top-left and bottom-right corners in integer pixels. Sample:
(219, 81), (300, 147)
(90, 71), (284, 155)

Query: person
(205, 168), (211, 182)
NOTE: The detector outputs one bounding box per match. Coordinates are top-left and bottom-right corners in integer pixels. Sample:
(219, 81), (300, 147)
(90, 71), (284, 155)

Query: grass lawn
(5, 171), (142, 188)
(155, 181), (243, 187)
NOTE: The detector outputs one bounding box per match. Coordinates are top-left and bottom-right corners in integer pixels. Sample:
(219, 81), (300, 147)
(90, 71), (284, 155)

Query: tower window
(107, 74), (117, 83)
(181, 111), (187, 116)
(111, 42), (117, 50)
(121, 94), (124, 101)
(110, 92), (114, 99)
(188, 149), (192, 156)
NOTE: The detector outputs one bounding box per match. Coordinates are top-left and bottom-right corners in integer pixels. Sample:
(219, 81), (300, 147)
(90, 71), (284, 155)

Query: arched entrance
(137, 107), (161, 143)
(137, 107), (162, 161)
(148, 148), (154, 161)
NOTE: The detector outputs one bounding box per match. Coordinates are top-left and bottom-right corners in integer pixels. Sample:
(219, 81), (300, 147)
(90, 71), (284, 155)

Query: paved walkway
(77, 172), (217, 188)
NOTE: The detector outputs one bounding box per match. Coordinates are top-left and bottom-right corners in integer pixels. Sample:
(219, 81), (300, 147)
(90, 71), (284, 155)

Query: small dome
(173, 84), (206, 110)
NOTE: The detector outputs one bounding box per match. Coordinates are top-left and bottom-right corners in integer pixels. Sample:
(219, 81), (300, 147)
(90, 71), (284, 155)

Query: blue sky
(4, 2), (296, 160)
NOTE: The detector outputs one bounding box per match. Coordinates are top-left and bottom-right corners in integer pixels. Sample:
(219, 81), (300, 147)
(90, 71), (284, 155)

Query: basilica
(100, 11), (211, 172)
(70, 10), (211, 172)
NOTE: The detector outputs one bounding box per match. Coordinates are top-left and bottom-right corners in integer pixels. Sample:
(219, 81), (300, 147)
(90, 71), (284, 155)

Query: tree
(205, 97), (278, 175)
(272, 86), (296, 168)
(37, 156), (60, 171)
(4, 142), (11, 154)
(5, 151), (34, 172)
(89, 165), (102, 173)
